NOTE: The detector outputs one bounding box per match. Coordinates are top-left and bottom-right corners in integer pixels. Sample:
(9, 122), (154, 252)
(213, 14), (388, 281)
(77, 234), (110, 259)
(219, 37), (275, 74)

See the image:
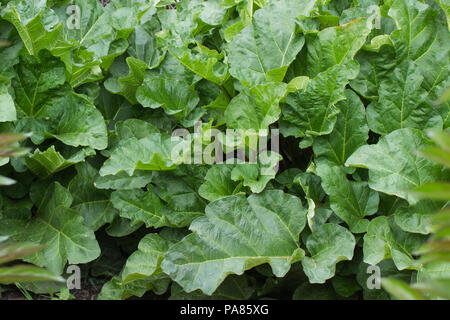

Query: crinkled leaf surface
(228, 0), (314, 86)
(346, 128), (447, 204)
(1, 0), (68, 57)
(162, 190), (307, 294)
(68, 162), (118, 231)
(170, 44), (229, 85)
(230, 151), (282, 193)
(302, 223), (356, 283)
(0, 0), (448, 301)
(94, 170), (154, 190)
(198, 164), (241, 202)
(350, 45), (397, 100)
(0, 182), (100, 273)
(105, 56), (148, 105)
(313, 89), (369, 166)
(283, 64), (352, 147)
(11, 50), (66, 117)
(305, 18), (371, 77)
(225, 83), (286, 131)
(363, 216), (426, 270)
(366, 61), (443, 135)
(121, 233), (171, 285)
(25, 145), (95, 178)
(394, 200), (443, 235)
(136, 72), (199, 119)
(111, 186), (201, 229)
(99, 133), (188, 176)
(316, 164), (379, 233)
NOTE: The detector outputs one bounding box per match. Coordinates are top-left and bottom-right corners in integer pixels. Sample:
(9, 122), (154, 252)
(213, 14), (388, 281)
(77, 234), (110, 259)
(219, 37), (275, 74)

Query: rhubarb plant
(0, 0), (448, 300)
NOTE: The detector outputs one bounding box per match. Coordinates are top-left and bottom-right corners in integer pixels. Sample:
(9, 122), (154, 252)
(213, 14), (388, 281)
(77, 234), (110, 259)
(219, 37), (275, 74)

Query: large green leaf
(127, 19), (165, 69)
(1, 0), (69, 57)
(121, 233), (171, 285)
(136, 72), (200, 119)
(24, 145), (94, 178)
(11, 50), (108, 149)
(230, 151), (282, 193)
(225, 83), (286, 131)
(316, 164), (379, 233)
(162, 190), (307, 294)
(228, 0), (315, 86)
(169, 44), (229, 85)
(434, 0), (450, 30)
(0, 182), (100, 273)
(68, 162), (119, 231)
(198, 164), (242, 202)
(0, 0), (107, 87)
(394, 200), (443, 235)
(111, 186), (201, 229)
(108, 118), (160, 151)
(301, 223), (356, 283)
(62, 0), (135, 56)
(349, 44), (397, 100)
(363, 216), (426, 270)
(104, 56), (148, 105)
(58, 0), (138, 81)
(346, 128), (447, 204)
(304, 18), (372, 77)
(388, 0), (450, 114)
(283, 64), (353, 147)
(17, 89), (108, 150)
(150, 169), (207, 226)
(98, 274), (170, 300)
(99, 133), (189, 176)
(12, 50), (66, 117)
(111, 188), (172, 228)
(94, 171), (154, 190)
(313, 89), (369, 167)
(366, 61), (443, 135)
(388, 0), (440, 61)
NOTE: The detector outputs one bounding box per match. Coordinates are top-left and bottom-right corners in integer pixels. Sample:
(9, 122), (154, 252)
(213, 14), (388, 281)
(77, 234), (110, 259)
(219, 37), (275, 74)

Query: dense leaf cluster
(0, 0), (448, 300)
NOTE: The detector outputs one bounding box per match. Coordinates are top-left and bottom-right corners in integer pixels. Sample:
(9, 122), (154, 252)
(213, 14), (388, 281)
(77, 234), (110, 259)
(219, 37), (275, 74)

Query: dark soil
(0, 280), (102, 300)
